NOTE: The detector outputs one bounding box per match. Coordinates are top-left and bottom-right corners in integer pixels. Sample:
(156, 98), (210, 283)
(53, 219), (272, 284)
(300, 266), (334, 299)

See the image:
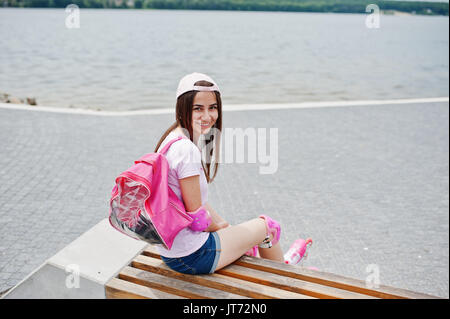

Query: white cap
(176, 72), (221, 99)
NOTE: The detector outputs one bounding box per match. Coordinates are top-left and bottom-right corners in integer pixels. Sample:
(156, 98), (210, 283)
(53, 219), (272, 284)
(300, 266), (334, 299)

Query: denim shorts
(160, 232), (221, 275)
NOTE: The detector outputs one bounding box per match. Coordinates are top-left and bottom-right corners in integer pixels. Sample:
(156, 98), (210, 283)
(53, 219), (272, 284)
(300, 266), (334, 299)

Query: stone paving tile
(0, 102), (448, 298)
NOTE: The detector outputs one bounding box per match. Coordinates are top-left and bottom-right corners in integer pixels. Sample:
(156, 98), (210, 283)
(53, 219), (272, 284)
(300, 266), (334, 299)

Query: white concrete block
(2, 218), (147, 299)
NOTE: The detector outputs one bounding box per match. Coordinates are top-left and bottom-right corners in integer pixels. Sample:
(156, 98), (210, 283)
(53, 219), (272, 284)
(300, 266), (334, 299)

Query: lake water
(0, 8), (448, 111)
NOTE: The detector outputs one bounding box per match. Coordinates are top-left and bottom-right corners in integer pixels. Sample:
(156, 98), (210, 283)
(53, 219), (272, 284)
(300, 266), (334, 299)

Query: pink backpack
(109, 136), (193, 250)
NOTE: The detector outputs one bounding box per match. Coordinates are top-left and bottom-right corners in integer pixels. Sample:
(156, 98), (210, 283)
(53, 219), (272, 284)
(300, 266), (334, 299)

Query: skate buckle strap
(258, 235), (272, 249)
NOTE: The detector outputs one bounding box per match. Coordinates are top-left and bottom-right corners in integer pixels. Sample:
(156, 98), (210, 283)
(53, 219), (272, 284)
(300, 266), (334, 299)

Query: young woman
(153, 72), (301, 275)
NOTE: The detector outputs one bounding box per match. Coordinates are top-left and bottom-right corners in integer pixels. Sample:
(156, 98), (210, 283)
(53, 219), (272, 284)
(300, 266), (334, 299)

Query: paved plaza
(0, 100), (448, 298)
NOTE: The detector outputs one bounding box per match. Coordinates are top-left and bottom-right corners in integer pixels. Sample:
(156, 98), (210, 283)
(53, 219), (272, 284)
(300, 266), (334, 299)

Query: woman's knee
(217, 219), (266, 245)
(214, 219), (267, 270)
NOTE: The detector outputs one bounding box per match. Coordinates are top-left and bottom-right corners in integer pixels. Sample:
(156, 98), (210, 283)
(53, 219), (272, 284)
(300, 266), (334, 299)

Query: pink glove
(187, 206), (211, 232)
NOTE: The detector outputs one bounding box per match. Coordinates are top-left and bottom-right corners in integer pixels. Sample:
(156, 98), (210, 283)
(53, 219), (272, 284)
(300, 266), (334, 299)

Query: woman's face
(191, 91), (219, 139)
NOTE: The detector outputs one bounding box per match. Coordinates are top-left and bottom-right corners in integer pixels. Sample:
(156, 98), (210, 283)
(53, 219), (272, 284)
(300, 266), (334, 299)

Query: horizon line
(0, 96), (448, 117)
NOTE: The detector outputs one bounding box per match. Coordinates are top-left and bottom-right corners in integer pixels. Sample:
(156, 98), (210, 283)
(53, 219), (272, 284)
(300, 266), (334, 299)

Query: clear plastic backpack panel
(110, 177), (164, 245)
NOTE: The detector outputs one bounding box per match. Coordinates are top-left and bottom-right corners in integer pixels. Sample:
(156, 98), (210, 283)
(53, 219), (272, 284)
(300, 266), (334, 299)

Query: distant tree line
(2, 0), (449, 16)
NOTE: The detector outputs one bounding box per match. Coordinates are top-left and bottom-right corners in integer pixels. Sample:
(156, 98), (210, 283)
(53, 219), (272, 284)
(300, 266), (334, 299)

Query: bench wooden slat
(142, 245), (439, 299)
(235, 255), (438, 299)
(142, 245), (165, 259)
(120, 266), (246, 299)
(105, 277), (185, 299)
(106, 245), (441, 299)
(217, 264), (377, 299)
(132, 255), (313, 299)
(143, 246), (374, 299)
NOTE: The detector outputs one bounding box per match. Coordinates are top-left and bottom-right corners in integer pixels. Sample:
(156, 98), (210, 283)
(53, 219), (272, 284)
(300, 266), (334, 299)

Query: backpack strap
(158, 135), (188, 155)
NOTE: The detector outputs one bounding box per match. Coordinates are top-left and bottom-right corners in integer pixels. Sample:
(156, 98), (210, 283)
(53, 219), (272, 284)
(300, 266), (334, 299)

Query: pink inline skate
(245, 237), (314, 265)
(245, 245), (259, 257)
(284, 238), (313, 265)
(245, 214), (281, 256)
(258, 215), (281, 248)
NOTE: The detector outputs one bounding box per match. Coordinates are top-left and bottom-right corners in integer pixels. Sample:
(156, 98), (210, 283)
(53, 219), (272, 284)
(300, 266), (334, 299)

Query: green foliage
(3, 0), (449, 16)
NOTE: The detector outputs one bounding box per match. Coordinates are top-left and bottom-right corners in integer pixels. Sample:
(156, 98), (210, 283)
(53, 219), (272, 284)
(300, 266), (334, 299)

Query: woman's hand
(205, 220), (229, 232)
(203, 202), (229, 232)
(217, 221), (230, 229)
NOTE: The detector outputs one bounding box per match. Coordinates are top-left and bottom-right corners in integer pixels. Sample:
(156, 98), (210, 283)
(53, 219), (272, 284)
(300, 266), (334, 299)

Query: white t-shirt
(156, 130), (210, 258)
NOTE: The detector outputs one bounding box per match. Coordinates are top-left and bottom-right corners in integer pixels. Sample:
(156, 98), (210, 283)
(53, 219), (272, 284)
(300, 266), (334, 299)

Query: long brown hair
(154, 80), (222, 183)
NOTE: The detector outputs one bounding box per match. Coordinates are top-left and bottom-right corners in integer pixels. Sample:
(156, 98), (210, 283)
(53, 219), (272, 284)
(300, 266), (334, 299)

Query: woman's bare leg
(215, 218), (284, 271)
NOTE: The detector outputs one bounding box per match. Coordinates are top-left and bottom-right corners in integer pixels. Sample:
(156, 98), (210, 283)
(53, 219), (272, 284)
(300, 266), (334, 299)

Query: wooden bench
(105, 244), (439, 299)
